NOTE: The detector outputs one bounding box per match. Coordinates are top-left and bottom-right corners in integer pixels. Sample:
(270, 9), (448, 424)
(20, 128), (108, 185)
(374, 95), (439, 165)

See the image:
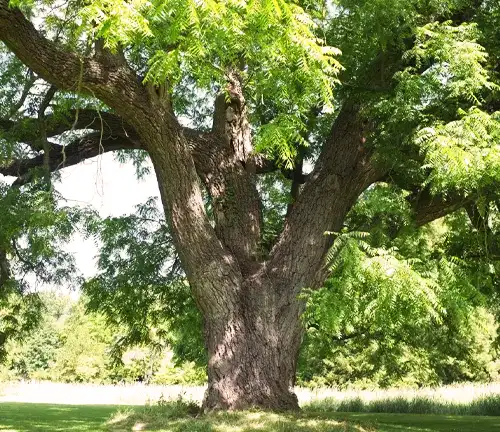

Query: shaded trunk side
(202, 268), (302, 411)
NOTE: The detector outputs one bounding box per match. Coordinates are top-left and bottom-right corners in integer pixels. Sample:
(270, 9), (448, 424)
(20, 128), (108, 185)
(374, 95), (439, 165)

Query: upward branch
(0, 0), (150, 122)
(268, 105), (383, 292)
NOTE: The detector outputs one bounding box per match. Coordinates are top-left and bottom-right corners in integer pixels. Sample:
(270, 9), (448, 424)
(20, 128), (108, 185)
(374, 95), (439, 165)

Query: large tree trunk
(136, 99), (300, 411)
(140, 102), (380, 412)
(201, 269), (302, 411)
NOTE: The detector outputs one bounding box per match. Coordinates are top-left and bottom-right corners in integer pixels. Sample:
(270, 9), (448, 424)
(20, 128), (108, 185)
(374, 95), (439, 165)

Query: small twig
(8, 69), (36, 118)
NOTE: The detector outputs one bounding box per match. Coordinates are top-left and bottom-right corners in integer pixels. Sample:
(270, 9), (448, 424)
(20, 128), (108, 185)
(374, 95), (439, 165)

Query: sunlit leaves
(79, 0), (153, 52)
(77, 0), (341, 166)
(255, 114), (308, 168)
(300, 215), (493, 387)
(405, 21), (492, 103)
(417, 108), (500, 193)
(386, 22), (493, 122)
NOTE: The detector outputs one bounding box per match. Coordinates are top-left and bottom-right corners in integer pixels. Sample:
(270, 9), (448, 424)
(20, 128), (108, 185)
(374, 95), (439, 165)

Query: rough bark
(195, 75), (262, 267)
(268, 105), (383, 295)
(202, 266), (301, 411)
(412, 189), (471, 227)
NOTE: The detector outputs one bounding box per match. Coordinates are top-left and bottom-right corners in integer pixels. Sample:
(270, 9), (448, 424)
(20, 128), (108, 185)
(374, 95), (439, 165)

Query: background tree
(1, 0), (500, 410)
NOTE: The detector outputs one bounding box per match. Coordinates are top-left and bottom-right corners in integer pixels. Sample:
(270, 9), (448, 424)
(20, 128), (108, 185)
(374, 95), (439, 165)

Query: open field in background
(1, 382), (500, 431)
(2, 381), (500, 414)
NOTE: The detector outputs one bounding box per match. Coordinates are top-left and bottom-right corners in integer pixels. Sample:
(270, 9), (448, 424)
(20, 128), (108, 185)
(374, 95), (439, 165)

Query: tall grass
(304, 383), (500, 416)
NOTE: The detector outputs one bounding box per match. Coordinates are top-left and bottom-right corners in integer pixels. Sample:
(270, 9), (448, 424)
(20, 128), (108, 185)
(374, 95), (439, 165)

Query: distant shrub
(151, 360), (206, 385)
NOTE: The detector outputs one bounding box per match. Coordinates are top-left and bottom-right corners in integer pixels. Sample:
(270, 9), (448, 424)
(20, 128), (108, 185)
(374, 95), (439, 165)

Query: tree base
(202, 383), (299, 412)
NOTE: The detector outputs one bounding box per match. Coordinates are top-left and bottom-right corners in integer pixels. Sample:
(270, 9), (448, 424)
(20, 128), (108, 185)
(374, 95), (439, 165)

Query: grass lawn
(332, 412), (500, 431)
(1, 403), (500, 432)
(0, 403), (117, 431)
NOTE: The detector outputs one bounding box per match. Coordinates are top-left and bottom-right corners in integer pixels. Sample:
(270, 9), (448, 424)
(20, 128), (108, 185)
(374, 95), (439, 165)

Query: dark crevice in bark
(286, 156), (304, 217)
(0, 248), (10, 290)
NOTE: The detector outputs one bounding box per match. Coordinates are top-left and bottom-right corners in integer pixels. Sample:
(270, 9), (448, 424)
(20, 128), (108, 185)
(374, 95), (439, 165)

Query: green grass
(332, 413), (500, 432)
(1, 402), (500, 432)
(304, 394), (500, 416)
(0, 403), (117, 431)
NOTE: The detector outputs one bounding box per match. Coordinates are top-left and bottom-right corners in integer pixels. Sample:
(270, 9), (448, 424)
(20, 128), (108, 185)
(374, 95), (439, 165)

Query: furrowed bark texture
(0, 1), (475, 411)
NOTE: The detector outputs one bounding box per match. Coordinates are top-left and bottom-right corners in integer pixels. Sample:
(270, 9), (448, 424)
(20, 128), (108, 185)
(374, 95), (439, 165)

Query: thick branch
(411, 190), (471, 227)
(0, 1), (150, 124)
(268, 105), (383, 296)
(194, 84), (263, 267)
(0, 2), (249, 315)
(1, 132), (138, 184)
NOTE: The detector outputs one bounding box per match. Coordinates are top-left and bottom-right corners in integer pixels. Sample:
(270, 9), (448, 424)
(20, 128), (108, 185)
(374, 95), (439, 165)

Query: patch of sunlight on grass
(2, 400), (500, 432)
(107, 402), (372, 432)
(107, 408), (134, 425)
(132, 421), (147, 431)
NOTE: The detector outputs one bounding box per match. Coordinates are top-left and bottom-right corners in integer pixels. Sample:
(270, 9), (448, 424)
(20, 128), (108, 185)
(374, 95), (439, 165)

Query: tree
(4, 291), (68, 380)
(1, 0), (499, 410)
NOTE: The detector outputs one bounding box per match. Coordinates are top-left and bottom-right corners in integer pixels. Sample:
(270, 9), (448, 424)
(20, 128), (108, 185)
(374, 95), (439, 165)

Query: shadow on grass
(0, 402), (117, 431)
(2, 401), (500, 432)
(108, 406), (372, 432)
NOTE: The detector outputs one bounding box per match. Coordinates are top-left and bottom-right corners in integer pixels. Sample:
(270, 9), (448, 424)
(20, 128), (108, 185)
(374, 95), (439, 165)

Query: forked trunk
(141, 103), (380, 412)
(142, 114), (301, 411)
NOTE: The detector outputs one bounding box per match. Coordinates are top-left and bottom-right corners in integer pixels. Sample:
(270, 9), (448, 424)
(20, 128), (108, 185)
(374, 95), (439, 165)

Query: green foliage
(417, 108), (500, 193)
(0, 292), (206, 385)
(53, 300), (114, 383)
(298, 185), (499, 389)
(0, 183), (84, 287)
(0, 180), (93, 358)
(406, 21), (492, 102)
(82, 197), (206, 366)
(258, 171), (291, 252)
